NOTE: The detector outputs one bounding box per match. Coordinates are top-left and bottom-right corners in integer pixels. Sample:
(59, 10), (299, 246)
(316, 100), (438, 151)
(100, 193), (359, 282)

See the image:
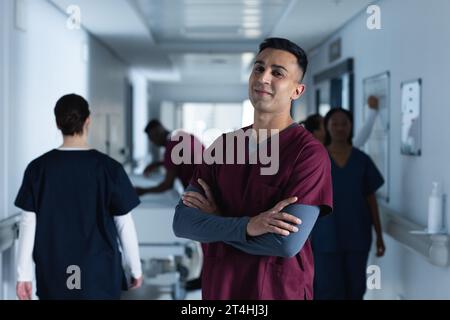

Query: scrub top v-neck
(312, 147), (384, 252)
(329, 148), (353, 170)
(15, 149), (140, 299)
(190, 124), (333, 300)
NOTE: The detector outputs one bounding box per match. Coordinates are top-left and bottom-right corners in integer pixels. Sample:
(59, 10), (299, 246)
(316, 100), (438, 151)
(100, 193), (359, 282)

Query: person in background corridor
(301, 95), (380, 147)
(312, 108), (385, 300)
(135, 119), (204, 196)
(15, 94), (142, 300)
(134, 119), (205, 291)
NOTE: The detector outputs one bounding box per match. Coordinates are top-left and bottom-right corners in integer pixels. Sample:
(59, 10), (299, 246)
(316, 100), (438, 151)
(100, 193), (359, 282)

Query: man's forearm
(367, 194), (383, 237)
(225, 205), (320, 258)
(173, 202), (250, 243)
(175, 185), (319, 256)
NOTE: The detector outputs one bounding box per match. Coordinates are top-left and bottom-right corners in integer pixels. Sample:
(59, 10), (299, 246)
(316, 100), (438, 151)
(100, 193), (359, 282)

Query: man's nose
(258, 70), (272, 84)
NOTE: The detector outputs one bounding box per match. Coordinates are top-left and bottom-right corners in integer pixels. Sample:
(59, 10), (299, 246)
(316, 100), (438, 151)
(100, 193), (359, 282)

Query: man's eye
(273, 71), (283, 77)
(254, 66), (264, 73)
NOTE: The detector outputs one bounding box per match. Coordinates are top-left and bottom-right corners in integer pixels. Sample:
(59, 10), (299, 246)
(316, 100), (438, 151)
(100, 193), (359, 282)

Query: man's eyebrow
(253, 61), (288, 72)
(272, 64), (288, 72)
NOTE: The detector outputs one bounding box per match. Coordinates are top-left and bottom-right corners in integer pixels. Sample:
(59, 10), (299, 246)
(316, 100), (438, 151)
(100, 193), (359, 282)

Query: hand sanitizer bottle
(428, 182), (443, 234)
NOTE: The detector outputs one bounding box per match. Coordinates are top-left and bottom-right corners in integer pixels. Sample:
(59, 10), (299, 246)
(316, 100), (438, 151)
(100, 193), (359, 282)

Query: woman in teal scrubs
(312, 108), (386, 300)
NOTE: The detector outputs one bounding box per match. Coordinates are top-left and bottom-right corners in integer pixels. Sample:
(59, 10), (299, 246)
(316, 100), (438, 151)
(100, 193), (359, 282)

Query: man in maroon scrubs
(136, 119), (204, 195)
(173, 38), (333, 300)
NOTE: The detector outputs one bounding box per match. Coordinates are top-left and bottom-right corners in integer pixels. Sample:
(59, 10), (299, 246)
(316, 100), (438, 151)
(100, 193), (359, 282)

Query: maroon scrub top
(164, 131), (204, 188)
(190, 124), (333, 300)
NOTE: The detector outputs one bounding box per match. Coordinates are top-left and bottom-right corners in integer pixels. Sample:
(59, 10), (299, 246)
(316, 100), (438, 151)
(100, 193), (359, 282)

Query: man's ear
(292, 83), (306, 101)
(84, 117), (91, 132)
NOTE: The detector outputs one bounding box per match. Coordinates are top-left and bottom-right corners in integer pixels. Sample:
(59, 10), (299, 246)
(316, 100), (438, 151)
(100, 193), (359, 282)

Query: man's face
(248, 48), (305, 114)
(147, 127), (166, 147)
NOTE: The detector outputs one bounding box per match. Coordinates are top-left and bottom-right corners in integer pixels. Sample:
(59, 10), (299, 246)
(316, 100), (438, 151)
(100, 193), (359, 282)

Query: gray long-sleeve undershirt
(172, 185), (320, 258)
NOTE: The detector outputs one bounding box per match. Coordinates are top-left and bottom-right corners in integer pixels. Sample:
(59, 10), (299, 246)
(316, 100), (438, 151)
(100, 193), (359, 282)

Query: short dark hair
(54, 94), (90, 136)
(258, 37), (308, 81)
(323, 108), (354, 146)
(144, 119), (163, 134)
(300, 114), (323, 133)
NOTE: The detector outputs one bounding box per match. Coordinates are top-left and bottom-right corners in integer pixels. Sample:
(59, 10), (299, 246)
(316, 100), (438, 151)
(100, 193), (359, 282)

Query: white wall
(130, 70), (149, 166)
(0, 0), (10, 301)
(305, 0), (450, 299)
(7, 0), (89, 217)
(87, 38), (128, 162)
(0, 0), (10, 221)
(160, 101), (179, 131)
(1, 0), (130, 299)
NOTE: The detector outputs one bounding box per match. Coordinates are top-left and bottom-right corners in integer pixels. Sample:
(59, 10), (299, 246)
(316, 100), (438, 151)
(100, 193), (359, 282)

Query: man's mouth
(254, 89), (273, 96)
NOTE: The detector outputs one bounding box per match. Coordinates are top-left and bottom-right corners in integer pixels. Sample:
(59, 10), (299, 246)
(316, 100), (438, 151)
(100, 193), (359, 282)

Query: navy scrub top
(15, 149), (140, 299)
(312, 148), (384, 253)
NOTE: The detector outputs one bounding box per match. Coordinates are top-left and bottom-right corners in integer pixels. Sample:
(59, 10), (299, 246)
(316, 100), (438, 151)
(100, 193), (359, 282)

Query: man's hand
(135, 187), (149, 196)
(376, 236), (386, 257)
(247, 197), (301, 237)
(182, 179), (221, 215)
(368, 96), (379, 110)
(16, 281), (32, 300)
(143, 163), (161, 177)
(129, 276), (144, 290)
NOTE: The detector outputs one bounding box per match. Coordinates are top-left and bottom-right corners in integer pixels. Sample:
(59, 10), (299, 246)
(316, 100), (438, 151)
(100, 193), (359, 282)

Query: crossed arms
(173, 180), (320, 258)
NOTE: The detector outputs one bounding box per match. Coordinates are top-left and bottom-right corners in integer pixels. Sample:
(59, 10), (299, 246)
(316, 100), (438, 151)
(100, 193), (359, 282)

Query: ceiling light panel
(133, 0), (291, 42)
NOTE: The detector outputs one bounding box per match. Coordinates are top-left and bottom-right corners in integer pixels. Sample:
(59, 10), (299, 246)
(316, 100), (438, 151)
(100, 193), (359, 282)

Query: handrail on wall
(380, 206), (449, 267)
(0, 213), (21, 253)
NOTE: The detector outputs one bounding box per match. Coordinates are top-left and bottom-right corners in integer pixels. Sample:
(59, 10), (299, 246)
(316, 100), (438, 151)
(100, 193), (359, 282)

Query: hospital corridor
(1, 0), (450, 301)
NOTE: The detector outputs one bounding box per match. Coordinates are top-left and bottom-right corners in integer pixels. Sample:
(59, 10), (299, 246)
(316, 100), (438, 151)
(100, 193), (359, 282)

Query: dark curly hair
(300, 114), (323, 134)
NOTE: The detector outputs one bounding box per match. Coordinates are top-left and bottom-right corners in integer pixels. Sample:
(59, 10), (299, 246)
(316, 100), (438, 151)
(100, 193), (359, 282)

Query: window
(182, 103), (245, 147)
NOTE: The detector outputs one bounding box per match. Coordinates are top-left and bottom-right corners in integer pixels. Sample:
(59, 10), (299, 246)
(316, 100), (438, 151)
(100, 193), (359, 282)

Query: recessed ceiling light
(243, 8), (261, 15)
(243, 0), (260, 7)
(243, 29), (262, 38)
(242, 21), (260, 29)
(243, 16), (260, 23)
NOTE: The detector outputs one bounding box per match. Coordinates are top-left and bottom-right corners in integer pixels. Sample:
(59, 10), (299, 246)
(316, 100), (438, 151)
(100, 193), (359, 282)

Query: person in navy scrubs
(15, 94), (142, 300)
(173, 38), (333, 300)
(312, 108), (386, 300)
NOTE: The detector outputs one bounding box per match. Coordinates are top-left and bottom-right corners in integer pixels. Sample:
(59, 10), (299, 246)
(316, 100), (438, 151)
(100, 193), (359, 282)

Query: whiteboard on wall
(363, 72), (390, 202)
(401, 79), (422, 156)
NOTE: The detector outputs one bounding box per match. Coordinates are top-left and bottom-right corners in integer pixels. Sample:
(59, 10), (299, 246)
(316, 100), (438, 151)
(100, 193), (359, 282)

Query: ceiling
(50, 0), (374, 85)
(135, 0), (292, 41)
